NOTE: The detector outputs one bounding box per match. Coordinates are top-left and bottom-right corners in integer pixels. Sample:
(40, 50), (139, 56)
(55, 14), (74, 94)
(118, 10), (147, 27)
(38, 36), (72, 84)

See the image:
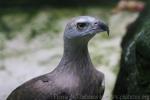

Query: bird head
(64, 16), (109, 42)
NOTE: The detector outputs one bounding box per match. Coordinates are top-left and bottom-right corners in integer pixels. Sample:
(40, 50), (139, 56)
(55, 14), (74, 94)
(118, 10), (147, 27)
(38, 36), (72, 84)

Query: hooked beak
(102, 23), (109, 36)
(97, 22), (109, 36)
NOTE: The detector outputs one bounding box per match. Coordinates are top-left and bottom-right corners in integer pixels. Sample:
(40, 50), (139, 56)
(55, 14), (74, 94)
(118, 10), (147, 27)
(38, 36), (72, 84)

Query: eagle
(7, 16), (109, 100)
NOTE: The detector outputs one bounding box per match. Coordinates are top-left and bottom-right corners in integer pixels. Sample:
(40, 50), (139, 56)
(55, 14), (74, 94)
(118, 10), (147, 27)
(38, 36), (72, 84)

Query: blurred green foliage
(0, 7), (111, 40)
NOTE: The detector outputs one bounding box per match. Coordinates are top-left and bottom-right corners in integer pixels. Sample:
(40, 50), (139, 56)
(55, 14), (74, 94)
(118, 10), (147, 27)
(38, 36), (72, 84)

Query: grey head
(64, 16), (109, 42)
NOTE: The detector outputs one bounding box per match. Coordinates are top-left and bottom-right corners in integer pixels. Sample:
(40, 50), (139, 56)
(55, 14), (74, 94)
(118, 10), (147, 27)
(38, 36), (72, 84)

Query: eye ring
(76, 22), (89, 30)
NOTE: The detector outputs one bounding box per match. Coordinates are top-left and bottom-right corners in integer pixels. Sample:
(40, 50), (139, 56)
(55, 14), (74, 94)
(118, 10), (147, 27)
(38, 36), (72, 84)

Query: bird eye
(76, 22), (88, 30)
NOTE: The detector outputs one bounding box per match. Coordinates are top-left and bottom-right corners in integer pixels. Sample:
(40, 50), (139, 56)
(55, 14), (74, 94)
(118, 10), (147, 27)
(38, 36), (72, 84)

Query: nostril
(94, 22), (98, 25)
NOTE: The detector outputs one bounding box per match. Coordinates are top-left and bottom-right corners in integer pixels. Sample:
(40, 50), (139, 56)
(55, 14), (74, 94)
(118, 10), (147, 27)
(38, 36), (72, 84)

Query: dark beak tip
(105, 25), (109, 37)
(103, 25), (109, 36)
(100, 22), (109, 36)
(107, 29), (110, 36)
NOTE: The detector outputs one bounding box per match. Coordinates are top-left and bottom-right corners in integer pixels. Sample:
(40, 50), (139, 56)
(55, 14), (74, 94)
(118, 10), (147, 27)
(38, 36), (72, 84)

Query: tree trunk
(113, 1), (150, 100)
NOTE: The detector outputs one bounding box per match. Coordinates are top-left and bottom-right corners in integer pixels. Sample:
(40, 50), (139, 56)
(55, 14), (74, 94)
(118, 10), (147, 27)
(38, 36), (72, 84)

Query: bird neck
(57, 39), (94, 71)
(63, 40), (89, 61)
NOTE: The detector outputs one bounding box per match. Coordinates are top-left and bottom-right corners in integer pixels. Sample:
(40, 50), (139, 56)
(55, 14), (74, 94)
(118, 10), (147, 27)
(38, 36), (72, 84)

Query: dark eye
(76, 22), (88, 30)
